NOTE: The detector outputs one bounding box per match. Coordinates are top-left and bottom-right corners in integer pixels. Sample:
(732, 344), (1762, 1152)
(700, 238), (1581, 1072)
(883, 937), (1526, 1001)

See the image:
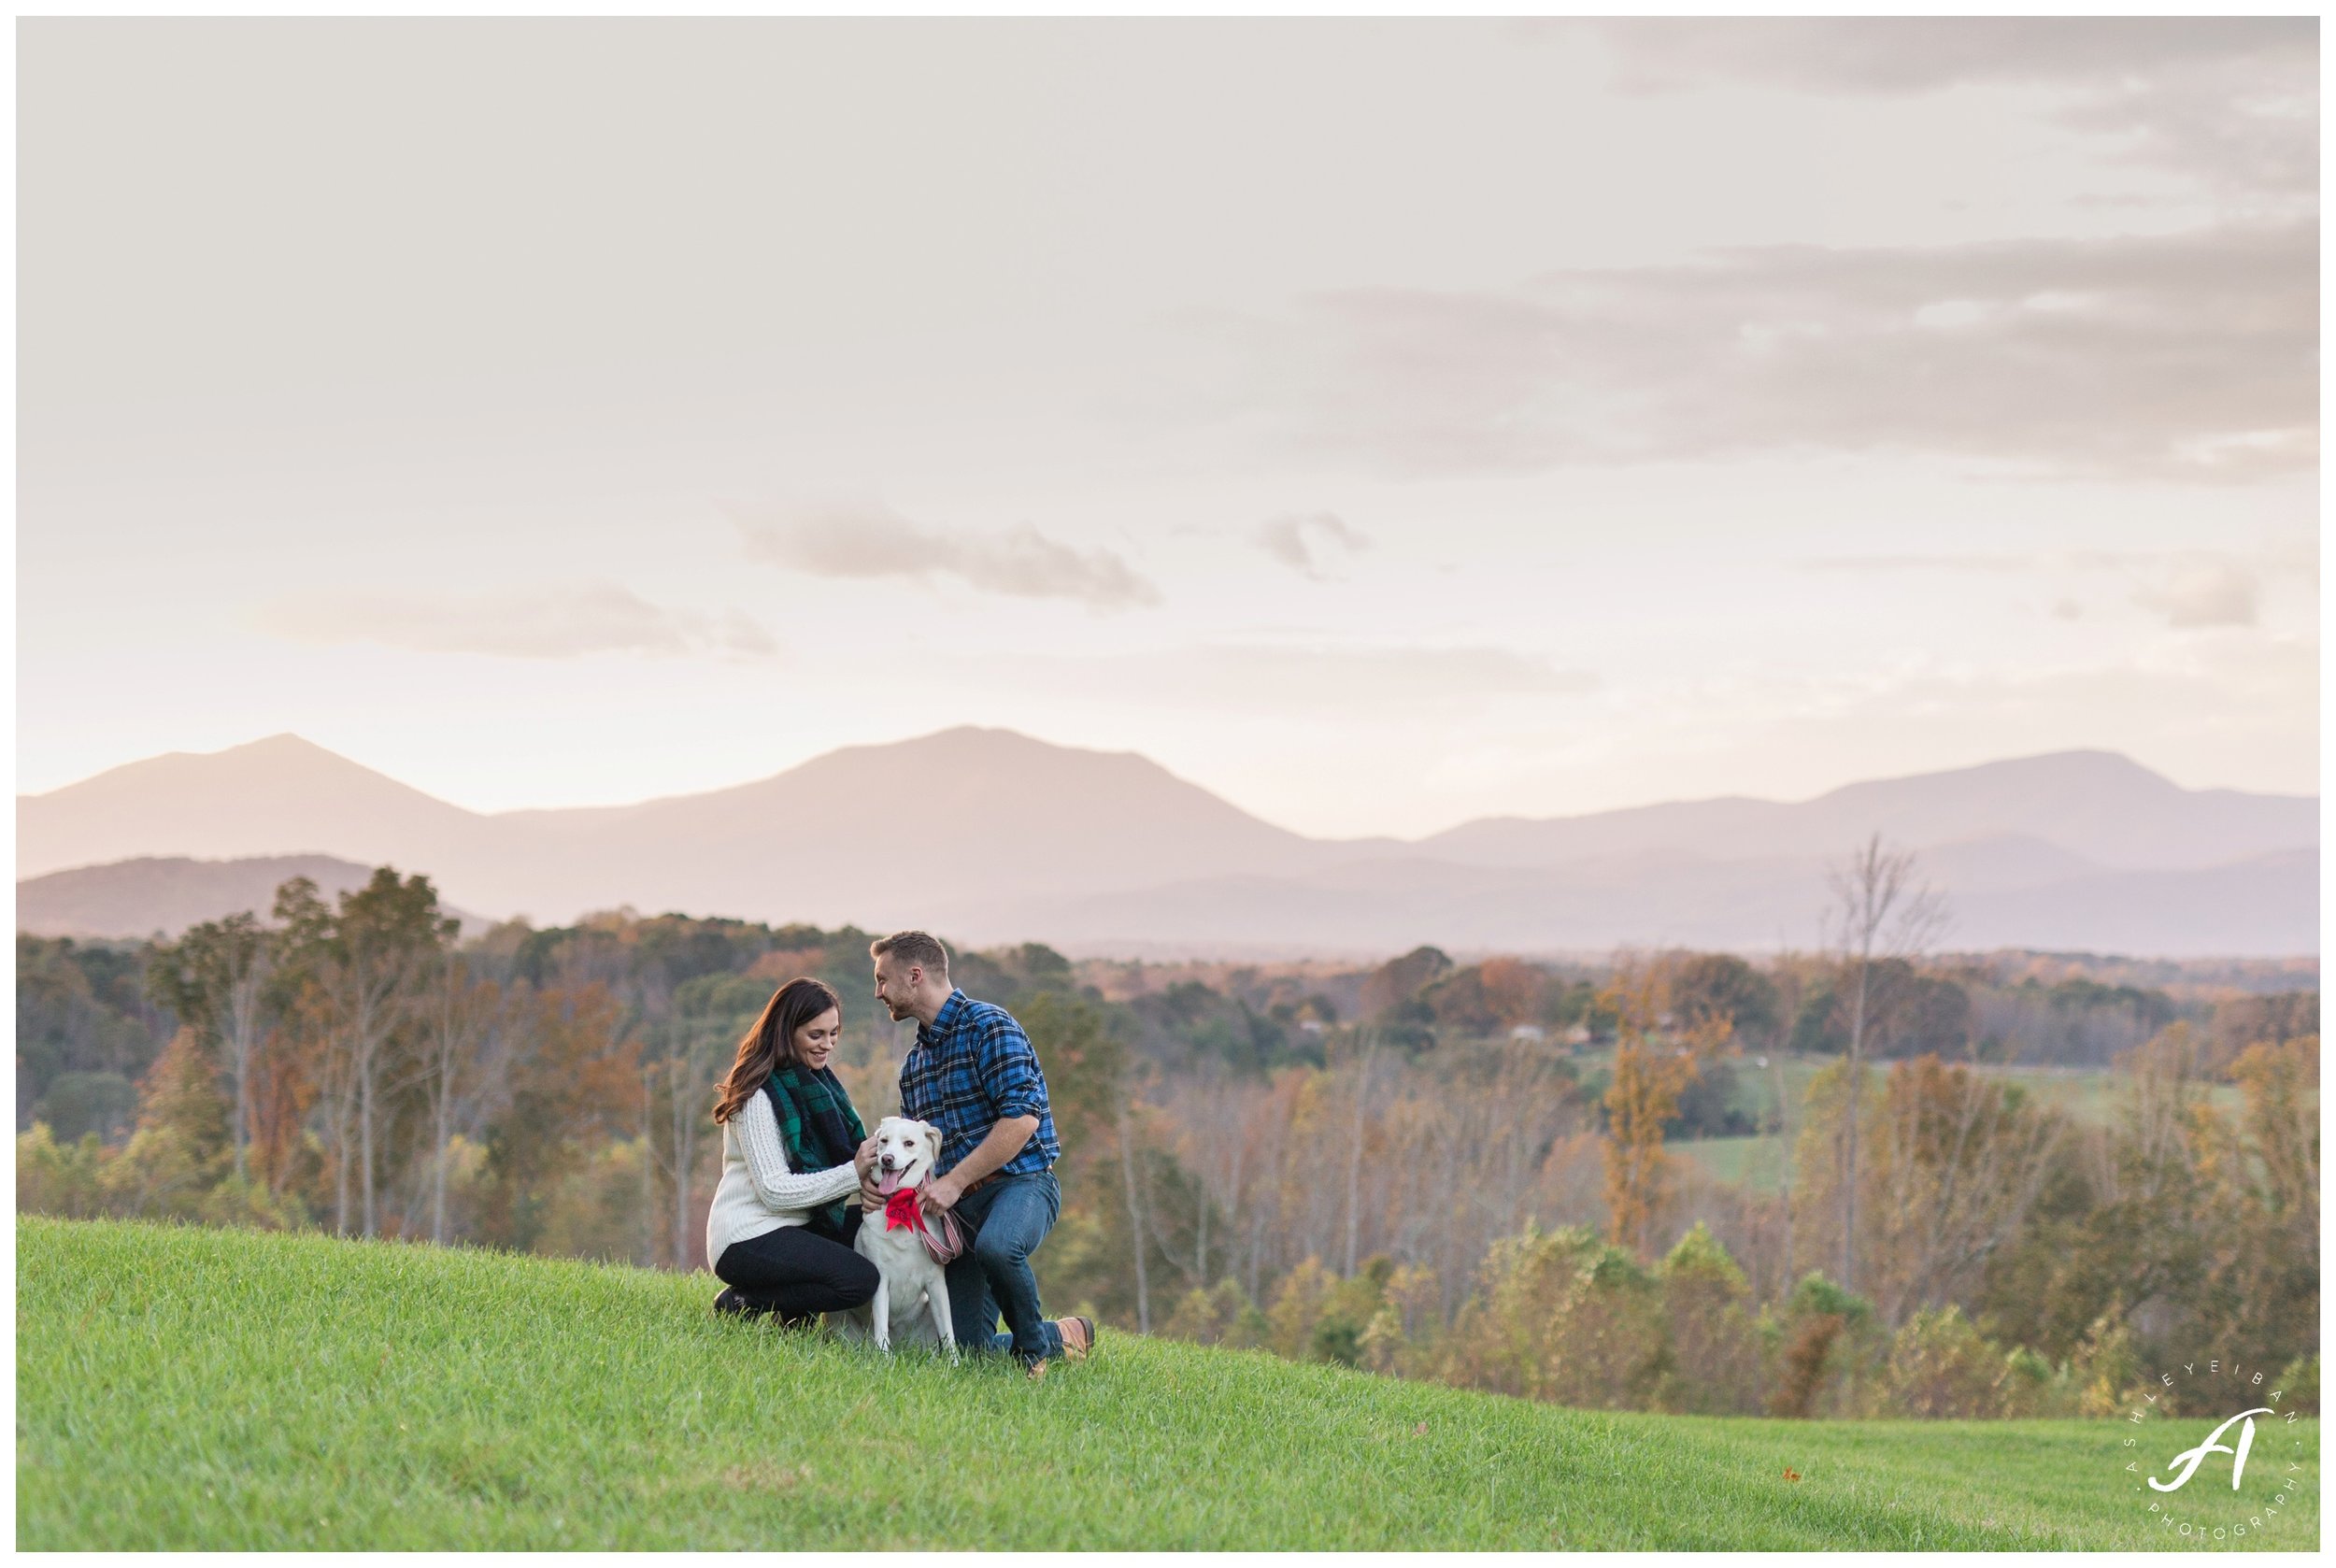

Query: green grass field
(18, 1218), (2319, 1550)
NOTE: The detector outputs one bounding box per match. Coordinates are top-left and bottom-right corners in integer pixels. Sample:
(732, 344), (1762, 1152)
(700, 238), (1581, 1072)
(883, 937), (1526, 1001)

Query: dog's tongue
(876, 1168), (903, 1196)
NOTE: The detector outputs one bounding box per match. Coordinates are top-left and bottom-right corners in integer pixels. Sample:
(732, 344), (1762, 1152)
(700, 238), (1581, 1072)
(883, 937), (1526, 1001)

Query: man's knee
(973, 1227), (1031, 1272)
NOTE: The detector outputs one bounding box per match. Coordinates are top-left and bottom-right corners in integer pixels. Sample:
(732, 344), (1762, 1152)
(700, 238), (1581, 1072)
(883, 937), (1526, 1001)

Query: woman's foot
(714, 1287), (788, 1320)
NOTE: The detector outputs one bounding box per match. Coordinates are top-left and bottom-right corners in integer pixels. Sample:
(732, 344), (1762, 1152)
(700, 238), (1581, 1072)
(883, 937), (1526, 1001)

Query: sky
(17, 19), (2320, 840)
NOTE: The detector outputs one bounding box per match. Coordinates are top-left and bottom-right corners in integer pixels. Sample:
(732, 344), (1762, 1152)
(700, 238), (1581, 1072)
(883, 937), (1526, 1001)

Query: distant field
(1565, 1049), (2250, 1189)
(1677, 1133), (1791, 1188)
(21, 1219), (2316, 1549)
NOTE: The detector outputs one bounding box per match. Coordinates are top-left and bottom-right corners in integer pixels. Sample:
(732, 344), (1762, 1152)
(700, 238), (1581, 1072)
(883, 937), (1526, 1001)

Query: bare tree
(1341, 1030), (1383, 1277)
(1764, 947), (1810, 1304)
(1116, 1091), (1152, 1333)
(1867, 1057), (2062, 1323)
(420, 950), (503, 1245)
(648, 1011), (730, 1270)
(1822, 834), (1948, 1296)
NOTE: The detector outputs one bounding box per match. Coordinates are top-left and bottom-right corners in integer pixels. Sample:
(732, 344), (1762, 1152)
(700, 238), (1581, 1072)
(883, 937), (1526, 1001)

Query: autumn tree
(1477, 957), (1545, 1029)
(477, 981), (643, 1254)
(145, 912), (274, 1182)
(98, 1029), (232, 1219)
(1857, 1055), (2062, 1324)
(1360, 946), (1453, 1020)
(1669, 952), (1783, 1048)
(273, 871), (455, 1236)
(1601, 958), (1734, 1259)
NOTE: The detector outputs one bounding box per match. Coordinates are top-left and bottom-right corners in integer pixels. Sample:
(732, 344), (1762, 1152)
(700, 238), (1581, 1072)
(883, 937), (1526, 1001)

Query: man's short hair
(870, 930), (950, 977)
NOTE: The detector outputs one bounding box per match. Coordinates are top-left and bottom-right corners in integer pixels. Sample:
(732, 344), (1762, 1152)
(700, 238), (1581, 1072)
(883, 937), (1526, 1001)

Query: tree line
(16, 862), (2318, 1419)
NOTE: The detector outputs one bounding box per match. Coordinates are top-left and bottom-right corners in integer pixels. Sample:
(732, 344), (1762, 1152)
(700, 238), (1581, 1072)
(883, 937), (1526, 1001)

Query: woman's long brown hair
(712, 976), (844, 1124)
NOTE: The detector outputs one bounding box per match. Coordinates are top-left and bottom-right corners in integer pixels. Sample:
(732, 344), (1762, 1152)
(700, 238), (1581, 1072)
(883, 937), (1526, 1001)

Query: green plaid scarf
(762, 1064), (867, 1238)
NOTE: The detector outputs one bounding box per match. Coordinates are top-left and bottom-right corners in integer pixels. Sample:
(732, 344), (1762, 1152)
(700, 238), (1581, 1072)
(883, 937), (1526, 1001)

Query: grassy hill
(18, 1218), (2319, 1550)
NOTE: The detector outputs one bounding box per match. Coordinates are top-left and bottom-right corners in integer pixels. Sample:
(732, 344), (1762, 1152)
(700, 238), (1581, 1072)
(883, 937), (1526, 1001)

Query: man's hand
(921, 1171), (967, 1217)
(919, 1115), (1036, 1219)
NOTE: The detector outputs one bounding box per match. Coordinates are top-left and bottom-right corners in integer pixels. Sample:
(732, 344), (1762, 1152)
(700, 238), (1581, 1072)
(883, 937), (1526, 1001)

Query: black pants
(713, 1212), (878, 1326)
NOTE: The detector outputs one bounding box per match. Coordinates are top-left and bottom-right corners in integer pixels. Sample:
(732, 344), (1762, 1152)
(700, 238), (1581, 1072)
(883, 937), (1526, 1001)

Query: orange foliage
(245, 1023), (319, 1196)
(1600, 961), (1733, 1258)
(1477, 957), (1544, 1027)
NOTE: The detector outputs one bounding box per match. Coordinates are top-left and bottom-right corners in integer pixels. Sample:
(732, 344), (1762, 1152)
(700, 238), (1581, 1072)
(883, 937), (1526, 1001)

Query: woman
(705, 976), (880, 1324)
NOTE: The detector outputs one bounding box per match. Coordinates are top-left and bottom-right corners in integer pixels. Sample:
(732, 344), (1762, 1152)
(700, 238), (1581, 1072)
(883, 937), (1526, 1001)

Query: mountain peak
(885, 725), (1132, 763)
(1810, 748), (2182, 806)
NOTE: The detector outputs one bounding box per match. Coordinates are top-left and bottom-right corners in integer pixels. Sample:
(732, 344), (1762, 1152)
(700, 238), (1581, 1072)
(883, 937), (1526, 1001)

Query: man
(866, 930), (1096, 1377)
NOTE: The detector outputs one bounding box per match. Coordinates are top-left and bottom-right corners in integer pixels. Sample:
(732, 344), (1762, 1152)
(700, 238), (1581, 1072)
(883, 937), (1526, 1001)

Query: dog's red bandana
(883, 1187), (925, 1233)
(881, 1185), (965, 1264)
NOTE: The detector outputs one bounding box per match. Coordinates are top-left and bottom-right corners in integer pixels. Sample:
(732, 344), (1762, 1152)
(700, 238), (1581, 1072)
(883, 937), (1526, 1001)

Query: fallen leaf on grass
(1783, 1467), (1801, 1482)
(1414, 1422), (1430, 1436)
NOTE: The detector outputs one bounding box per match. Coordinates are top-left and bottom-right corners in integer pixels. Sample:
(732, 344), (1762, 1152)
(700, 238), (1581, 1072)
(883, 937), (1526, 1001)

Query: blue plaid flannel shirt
(900, 990), (1061, 1179)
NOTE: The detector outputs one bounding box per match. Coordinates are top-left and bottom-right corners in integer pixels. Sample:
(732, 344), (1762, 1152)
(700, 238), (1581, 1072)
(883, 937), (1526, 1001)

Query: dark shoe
(1057, 1316), (1096, 1361)
(714, 1287), (784, 1320)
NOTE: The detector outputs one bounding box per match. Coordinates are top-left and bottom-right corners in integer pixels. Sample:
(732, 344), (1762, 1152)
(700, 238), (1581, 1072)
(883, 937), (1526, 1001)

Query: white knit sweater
(705, 1090), (864, 1268)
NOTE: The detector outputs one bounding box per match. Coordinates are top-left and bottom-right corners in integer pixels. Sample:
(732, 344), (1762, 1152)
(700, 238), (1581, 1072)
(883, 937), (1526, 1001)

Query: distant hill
(1417, 750), (2318, 873)
(951, 842), (2317, 961)
(16, 730), (2320, 957)
(16, 855), (484, 943)
(18, 734), (497, 883)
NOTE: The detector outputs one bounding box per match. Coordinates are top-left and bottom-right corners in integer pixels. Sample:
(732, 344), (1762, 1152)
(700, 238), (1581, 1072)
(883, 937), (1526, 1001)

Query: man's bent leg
(942, 1179), (1006, 1355)
(965, 1172), (1062, 1364)
(941, 1248), (1003, 1354)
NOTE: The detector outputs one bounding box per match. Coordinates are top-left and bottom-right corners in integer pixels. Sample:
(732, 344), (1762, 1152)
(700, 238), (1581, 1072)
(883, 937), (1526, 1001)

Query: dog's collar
(879, 1184), (965, 1264)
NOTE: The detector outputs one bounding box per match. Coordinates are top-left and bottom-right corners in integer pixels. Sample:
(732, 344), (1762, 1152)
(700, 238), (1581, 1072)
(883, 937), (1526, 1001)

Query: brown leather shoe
(1056, 1316), (1096, 1361)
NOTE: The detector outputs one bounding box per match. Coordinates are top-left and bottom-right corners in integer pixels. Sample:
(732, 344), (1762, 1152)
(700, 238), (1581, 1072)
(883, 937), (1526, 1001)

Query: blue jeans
(945, 1169), (1061, 1362)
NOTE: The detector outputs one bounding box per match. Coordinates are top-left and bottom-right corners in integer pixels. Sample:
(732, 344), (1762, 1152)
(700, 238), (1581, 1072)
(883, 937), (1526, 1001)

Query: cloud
(736, 502), (1160, 612)
(252, 582), (777, 660)
(2132, 559), (2260, 629)
(1205, 222), (2314, 481)
(1252, 512), (1371, 580)
(1586, 19), (2315, 200)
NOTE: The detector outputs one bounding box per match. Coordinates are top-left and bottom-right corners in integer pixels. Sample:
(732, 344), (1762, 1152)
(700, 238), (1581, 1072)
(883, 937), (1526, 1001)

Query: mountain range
(16, 730), (2319, 957)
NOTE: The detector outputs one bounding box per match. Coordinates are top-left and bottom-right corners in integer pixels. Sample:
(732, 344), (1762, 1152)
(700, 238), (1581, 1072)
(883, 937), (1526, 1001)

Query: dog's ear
(923, 1124), (943, 1169)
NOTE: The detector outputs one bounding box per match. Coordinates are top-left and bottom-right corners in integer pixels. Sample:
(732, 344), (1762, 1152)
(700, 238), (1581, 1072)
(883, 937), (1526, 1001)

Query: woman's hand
(854, 1134), (883, 1211)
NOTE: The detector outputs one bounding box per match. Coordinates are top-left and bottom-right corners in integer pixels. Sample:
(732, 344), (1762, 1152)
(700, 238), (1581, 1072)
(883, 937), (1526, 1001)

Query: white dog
(833, 1116), (960, 1361)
